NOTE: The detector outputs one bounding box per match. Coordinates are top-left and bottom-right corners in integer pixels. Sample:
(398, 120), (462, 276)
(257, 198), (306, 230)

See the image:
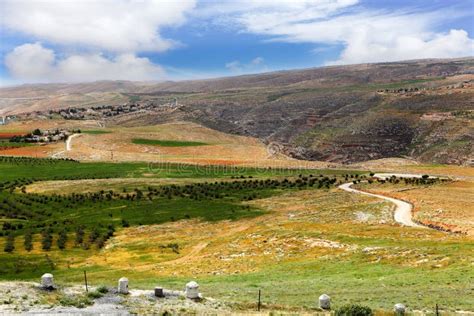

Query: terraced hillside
(2, 58), (473, 164)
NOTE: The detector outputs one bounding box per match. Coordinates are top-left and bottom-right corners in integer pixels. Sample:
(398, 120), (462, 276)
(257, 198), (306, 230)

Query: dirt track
(338, 181), (423, 228)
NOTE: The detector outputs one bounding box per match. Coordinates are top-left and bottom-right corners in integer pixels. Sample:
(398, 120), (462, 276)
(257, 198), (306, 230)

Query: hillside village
(376, 79), (472, 95)
(18, 99), (182, 121)
(0, 116), (16, 125)
(10, 128), (78, 143)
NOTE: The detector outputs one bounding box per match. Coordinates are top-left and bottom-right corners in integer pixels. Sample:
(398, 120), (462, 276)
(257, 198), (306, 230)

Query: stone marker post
(319, 294), (331, 310)
(154, 287), (164, 297)
(41, 273), (55, 290)
(118, 277), (129, 294)
(394, 303), (406, 314)
(185, 281), (199, 299)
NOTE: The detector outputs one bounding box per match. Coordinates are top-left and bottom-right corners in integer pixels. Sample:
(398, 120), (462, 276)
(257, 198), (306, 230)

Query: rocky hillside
(2, 58), (473, 164)
(119, 59), (474, 165)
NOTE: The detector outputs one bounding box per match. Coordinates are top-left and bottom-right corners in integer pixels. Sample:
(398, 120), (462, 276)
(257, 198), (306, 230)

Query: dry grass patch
(74, 190), (385, 277)
(40, 120), (334, 168)
(25, 177), (223, 194)
(356, 180), (474, 236)
(352, 159), (474, 178)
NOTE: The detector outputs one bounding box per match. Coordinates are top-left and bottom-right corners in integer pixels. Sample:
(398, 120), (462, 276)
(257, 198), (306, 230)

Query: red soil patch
(0, 145), (50, 158)
(0, 146), (23, 151)
(0, 132), (23, 139)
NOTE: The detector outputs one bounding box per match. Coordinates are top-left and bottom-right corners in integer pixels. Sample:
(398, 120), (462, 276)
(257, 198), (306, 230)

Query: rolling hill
(1, 57), (473, 164)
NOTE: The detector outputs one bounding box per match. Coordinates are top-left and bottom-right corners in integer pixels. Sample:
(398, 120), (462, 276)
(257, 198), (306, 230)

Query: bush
(4, 233), (15, 253)
(86, 290), (103, 299)
(41, 229), (53, 251)
(335, 304), (373, 316)
(96, 285), (108, 294)
(59, 295), (93, 308)
(75, 227), (84, 246)
(57, 229), (67, 250)
(24, 230), (33, 251)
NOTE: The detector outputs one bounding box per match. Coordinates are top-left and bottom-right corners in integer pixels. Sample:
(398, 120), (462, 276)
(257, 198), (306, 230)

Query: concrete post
(41, 273), (55, 290)
(185, 281), (199, 299)
(319, 294), (331, 310)
(118, 277), (129, 294)
(394, 303), (406, 314)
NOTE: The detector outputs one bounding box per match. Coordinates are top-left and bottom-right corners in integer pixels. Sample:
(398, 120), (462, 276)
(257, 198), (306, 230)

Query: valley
(2, 58), (473, 165)
(0, 58), (473, 314)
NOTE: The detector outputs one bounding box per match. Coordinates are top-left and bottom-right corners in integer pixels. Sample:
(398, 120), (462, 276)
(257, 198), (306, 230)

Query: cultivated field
(0, 120), (336, 169)
(0, 111), (472, 313)
(0, 154), (472, 313)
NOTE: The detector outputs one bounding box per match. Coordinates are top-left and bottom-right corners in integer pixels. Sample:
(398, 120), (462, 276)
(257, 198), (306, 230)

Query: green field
(81, 130), (112, 135)
(0, 156), (361, 181)
(0, 156), (354, 240)
(0, 157), (472, 311)
(0, 158), (347, 235)
(0, 142), (33, 148)
(132, 138), (209, 147)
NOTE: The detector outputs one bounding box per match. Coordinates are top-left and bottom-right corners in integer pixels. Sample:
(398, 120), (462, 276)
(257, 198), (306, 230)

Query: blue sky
(0, 0), (473, 85)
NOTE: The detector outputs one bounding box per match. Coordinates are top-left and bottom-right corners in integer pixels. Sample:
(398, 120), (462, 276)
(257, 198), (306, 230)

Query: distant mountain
(1, 57), (473, 164)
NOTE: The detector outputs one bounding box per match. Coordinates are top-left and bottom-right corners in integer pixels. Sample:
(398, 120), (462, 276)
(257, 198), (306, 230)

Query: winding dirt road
(339, 180), (423, 228)
(66, 133), (81, 151)
(51, 133), (81, 158)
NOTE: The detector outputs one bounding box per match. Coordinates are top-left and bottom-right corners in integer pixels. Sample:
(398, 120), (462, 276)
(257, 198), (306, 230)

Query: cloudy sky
(0, 0), (473, 85)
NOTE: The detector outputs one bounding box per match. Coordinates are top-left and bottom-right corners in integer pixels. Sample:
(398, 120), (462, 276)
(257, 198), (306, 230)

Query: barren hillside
(1, 57), (473, 164)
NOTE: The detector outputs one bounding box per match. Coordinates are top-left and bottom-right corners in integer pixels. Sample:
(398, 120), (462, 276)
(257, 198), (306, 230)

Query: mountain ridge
(1, 57), (473, 165)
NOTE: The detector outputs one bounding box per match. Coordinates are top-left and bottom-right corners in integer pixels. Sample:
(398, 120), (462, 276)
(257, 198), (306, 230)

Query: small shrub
(57, 229), (67, 250)
(335, 304), (373, 316)
(96, 285), (108, 294)
(24, 231), (33, 251)
(4, 233), (15, 253)
(86, 290), (103, 299)
(59, 295), (93, 308)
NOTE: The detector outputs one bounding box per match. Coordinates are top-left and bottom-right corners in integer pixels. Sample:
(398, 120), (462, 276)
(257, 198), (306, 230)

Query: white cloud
(225, 57), (267, 73)
(5, 43), (164, 83)
(225, 60), (242, 72)
(1, 0), (193, 82)
(333, 29), (474, 65)
(4, 43), (55, 81)
(197, 0), (358, 19)
(3, 0), (473, 83)
(208, 1), (474, 65)
(1, 0), (196, 53)
(251, 57), (264, 65)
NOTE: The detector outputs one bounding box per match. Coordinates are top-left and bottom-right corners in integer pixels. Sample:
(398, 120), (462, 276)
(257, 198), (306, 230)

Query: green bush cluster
(335, 304), (373, 316)
(0, 158), (357, 254)
(0, 156), (78, 165)
(371, 175), (444, 186)
(59, 295), (93, 308)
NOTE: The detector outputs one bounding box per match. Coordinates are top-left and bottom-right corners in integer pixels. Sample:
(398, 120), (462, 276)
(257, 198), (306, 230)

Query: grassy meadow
(81, 130), (113, 135)
(132, 138), (209, 147)
(0, 157), (472, 311)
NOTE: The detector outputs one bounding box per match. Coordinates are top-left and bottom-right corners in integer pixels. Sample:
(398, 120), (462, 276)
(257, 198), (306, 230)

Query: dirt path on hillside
(339, 181), (423, 228)
(50, 133), (81, 158)
(66, 133), (81, 151)
(163, 242), (209, 265)
(160, 222), (253, 266)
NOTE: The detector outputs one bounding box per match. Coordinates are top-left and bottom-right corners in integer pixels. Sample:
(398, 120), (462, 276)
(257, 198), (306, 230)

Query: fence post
(84, 270), (88, 293)
(257, 289), (261, 311)
(435, 304), (439, 316)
